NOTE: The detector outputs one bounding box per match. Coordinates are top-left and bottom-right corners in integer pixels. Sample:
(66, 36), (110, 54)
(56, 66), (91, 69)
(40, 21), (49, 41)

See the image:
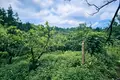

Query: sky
(0, 0), (119, 28)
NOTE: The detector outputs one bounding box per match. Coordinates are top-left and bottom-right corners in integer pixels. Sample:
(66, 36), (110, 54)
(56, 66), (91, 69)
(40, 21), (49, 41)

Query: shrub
(86, 32), (106, 56)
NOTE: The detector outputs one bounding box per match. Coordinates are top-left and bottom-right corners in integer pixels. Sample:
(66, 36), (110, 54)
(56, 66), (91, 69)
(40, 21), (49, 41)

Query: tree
(7, 5), (15, 26)
(66, 0), (120, 40)
(14, 12), (20, 26)
(0, 8), (7, 25)
(24, 22), (54, 71)
(50, 32), (67, 51)
(7, 5), (20, 26)
(86, 32), (106, 56)
(0, 6), (21, 27)
(6, 26), (25, 64)
(112, 22), (120, 40)
(17, 22), (32, 31)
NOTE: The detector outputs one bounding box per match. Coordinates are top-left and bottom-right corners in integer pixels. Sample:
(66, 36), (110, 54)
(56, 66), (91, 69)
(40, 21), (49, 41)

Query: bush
(28, 51), (117, 80)
(0, 60), (29, 80)
(86, 32), (106, 56)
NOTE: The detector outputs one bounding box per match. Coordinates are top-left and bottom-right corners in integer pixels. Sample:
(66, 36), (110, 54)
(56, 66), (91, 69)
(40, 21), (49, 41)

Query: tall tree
(14, 12), (20, 25)
(0, 8), (7, 25)
(7, 5), (15, 26)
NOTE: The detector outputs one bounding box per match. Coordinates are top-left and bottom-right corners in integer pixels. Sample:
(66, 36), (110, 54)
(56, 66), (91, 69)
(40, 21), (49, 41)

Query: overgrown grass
(0, 51), (118, 80)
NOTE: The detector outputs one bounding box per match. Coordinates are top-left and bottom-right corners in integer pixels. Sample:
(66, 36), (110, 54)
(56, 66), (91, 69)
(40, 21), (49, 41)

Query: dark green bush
(86, 32), (106, 56)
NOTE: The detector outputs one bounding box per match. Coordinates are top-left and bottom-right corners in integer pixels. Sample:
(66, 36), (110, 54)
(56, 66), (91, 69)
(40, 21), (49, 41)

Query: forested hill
(0, 6), (120, 80)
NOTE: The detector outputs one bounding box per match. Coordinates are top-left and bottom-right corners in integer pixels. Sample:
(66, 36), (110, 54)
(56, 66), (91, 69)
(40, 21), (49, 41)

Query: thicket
(0, 6), (120, 80)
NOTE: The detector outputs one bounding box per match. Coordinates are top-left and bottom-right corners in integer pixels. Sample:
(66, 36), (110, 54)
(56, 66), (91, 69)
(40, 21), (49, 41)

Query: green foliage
(86, 32), (106, 56)
(0, 6), (120, 80)
(0, 8), (7, 25)
(0, 59), (29, 80)
(0, 26), (8, 52)
(0, 6), (20, 26)
(112, 22), (120, 40)
(16, 51), (117, 80)
(17, 22), (32, 31)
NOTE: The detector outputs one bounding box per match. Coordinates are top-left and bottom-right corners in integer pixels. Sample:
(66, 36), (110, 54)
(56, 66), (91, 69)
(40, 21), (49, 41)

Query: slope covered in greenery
(0, 51), (119, 80)
(0, 6), (120, 80)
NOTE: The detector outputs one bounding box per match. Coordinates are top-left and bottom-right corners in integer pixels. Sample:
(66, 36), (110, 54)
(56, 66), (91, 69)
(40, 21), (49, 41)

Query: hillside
(0, 5), (120, 80)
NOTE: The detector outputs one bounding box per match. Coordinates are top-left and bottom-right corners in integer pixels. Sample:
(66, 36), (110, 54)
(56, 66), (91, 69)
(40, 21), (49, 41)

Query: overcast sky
(0, 0), (119, 28)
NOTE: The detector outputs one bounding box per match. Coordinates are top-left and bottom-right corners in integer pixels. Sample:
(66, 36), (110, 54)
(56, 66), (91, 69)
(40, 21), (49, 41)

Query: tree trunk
(82, 41), (85, 64)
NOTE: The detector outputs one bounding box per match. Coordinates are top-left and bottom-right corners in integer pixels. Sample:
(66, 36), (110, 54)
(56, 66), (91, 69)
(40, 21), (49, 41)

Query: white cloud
(33, 0), (54, 8)
(43, 14), (61, 24)
(0, 0), (20, 9)
(60, 20), (84, 26)
(0, 0), (118, 28)
(34, 10), (50, 18)
(100, 12), (114, 20)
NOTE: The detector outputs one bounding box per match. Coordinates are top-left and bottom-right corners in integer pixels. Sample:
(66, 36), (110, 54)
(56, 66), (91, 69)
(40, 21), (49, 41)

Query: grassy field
(0, 50), (119, 80)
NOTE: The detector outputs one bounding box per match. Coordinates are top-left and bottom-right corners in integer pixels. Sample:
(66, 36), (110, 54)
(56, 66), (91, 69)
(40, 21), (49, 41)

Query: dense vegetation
(0, 6), (120, 80)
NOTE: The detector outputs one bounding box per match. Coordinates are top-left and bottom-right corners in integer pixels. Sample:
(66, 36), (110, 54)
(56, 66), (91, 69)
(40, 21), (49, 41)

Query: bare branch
(107, 1), (120, 41)
(85, 0), (117, 15)
(83, 0), (120, 40)
(65, 0), (120, 40)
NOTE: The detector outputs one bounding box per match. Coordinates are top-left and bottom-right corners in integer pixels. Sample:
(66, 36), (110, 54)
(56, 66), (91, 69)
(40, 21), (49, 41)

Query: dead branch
(85, 0), (117, 15)
(107, 0), (120, 41)
(65, 0), (120, 40)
